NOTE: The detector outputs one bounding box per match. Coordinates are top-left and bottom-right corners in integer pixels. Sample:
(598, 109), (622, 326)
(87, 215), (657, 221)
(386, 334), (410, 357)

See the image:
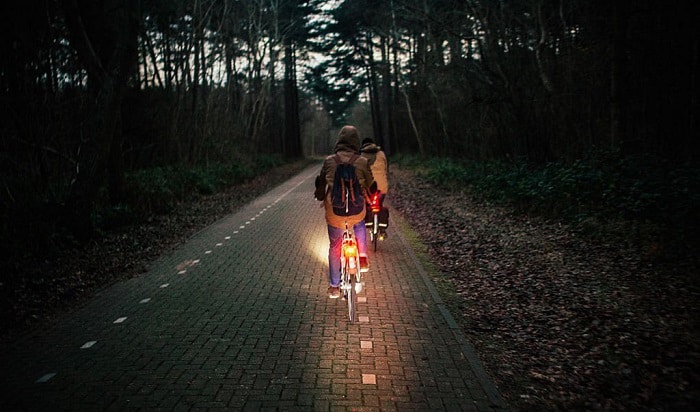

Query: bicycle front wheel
(348, 274), (357, 323)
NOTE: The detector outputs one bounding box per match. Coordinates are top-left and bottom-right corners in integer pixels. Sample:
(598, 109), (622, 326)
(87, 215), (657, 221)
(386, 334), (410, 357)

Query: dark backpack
(330, 154), (364, 216)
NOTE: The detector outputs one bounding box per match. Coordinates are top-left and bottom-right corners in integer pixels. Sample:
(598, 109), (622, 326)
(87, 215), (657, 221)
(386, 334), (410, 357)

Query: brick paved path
(0, 164), (507, 411)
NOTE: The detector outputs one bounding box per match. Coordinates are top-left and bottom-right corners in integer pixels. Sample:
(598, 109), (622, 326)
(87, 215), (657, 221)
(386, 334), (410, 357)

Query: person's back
(360, 138), (388, 195)
(319, 130), (374, 229)
(315, 126), (375, 298)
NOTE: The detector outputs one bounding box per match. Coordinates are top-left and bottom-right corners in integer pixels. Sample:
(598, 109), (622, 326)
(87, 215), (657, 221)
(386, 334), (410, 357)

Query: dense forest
(1, 1), (698, 410)
(1, 1), (698, 287)
(1, 0), (698, 245)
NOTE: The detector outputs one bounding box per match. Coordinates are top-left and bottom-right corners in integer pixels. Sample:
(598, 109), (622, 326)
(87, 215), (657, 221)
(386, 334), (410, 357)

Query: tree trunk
(284, 42), (302, 157)
(610, 0), (630, 150)
(534, 2), (556, 93)
(367, 64), (382, 145)
(61, 0), (140, 238)
(380, 35), (393, 154)
(401, 88), (424, 156)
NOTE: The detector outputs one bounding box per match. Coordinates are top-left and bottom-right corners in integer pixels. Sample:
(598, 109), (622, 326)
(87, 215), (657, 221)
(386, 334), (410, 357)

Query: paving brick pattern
(0, 164), (508, 411)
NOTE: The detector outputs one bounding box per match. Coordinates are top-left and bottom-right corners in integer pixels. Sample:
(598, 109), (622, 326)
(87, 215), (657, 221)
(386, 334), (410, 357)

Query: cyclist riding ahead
(314, 125), (376, 299)
(360, 137), (389, 241)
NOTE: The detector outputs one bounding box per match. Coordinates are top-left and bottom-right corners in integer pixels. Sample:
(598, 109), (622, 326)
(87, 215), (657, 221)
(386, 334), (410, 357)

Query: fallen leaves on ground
(389, 166), (699, 411)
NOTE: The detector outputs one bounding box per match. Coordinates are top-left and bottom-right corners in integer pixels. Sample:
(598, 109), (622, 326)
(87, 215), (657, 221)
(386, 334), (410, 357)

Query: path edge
(391, 205), (511, 411)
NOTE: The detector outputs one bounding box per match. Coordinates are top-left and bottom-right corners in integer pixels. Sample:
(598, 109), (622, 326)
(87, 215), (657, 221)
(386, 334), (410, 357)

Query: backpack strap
(347, 154), (359, 204)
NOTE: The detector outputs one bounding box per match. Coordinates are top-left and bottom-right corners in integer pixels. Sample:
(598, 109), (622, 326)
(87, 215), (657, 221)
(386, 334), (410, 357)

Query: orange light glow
(343, 243), (358, 257)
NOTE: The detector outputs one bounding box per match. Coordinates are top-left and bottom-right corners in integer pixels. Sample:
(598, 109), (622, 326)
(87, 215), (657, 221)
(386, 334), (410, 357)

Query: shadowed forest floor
(389, 165), (698, 411)
(2, 160), (697, 411)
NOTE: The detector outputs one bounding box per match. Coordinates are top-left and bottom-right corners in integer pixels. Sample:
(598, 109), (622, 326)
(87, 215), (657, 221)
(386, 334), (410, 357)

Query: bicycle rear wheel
(373, 213), (379, 251)
(348, 274), (357, 323)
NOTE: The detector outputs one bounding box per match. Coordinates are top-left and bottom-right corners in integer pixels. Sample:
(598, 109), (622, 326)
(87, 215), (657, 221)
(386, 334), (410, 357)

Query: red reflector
(370, 193), (380, 212)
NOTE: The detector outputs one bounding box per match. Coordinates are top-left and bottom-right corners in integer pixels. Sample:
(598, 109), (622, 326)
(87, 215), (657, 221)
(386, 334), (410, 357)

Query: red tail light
(370, 193), (381, 212)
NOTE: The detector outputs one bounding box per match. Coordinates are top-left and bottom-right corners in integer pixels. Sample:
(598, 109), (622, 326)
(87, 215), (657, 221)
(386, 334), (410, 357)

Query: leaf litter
(389, 166), (699, 411)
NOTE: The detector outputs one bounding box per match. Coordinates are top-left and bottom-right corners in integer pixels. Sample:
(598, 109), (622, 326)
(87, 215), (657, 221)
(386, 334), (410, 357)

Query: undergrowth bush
(1, 154), (292, 266)
(100, 155), (285, 226)
(395, 153), (699, 253)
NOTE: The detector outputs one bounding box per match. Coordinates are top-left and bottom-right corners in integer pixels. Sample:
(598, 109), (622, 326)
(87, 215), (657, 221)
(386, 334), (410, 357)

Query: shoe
(328, 286), (341, 299)
(359, 256), (369, 273)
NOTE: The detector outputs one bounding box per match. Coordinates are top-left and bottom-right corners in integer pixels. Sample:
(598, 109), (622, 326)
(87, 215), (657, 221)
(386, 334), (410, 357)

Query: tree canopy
(1, 0), (698, 244)
(306, 0), (699, 161)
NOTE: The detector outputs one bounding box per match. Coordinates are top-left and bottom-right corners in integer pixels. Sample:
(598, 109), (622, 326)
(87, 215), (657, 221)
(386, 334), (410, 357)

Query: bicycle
(340, 222), (363, 323)
(365, 191), (386, 252)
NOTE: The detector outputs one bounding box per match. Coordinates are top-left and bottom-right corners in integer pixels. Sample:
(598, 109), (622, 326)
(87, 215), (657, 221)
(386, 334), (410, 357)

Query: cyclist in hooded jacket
(314, 125), (375, 299)
(361, 137), (389, 237)
(360, 137), (388, 195)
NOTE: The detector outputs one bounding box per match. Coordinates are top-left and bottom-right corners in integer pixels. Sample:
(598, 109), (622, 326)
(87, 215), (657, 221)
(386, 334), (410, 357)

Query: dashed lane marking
(36, 373), (56, 383)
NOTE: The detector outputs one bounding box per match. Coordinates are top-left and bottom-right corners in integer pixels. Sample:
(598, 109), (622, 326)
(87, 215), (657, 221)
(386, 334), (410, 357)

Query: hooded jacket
(316, 126), (375, 228)
(360, 141), (388, 194)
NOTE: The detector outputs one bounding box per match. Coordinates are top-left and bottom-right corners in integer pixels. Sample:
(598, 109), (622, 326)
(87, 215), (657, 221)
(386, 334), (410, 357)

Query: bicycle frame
(366, 191), (382, 251)
(340, 222), (362, 323)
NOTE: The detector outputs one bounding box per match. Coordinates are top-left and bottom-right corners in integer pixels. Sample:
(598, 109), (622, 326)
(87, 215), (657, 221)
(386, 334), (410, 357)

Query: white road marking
(362, 374), (376, 384)
(36, 373), (56, 383)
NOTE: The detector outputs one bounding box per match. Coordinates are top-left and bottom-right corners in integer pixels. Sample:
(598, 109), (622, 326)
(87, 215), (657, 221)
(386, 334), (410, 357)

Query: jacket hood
(335, 125), (360, 153)
(361, 142), (381, 153)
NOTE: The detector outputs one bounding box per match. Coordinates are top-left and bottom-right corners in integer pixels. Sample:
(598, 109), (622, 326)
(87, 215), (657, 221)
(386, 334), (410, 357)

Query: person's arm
(314, 161), (329, 200)
(362, 159), (377, 193)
